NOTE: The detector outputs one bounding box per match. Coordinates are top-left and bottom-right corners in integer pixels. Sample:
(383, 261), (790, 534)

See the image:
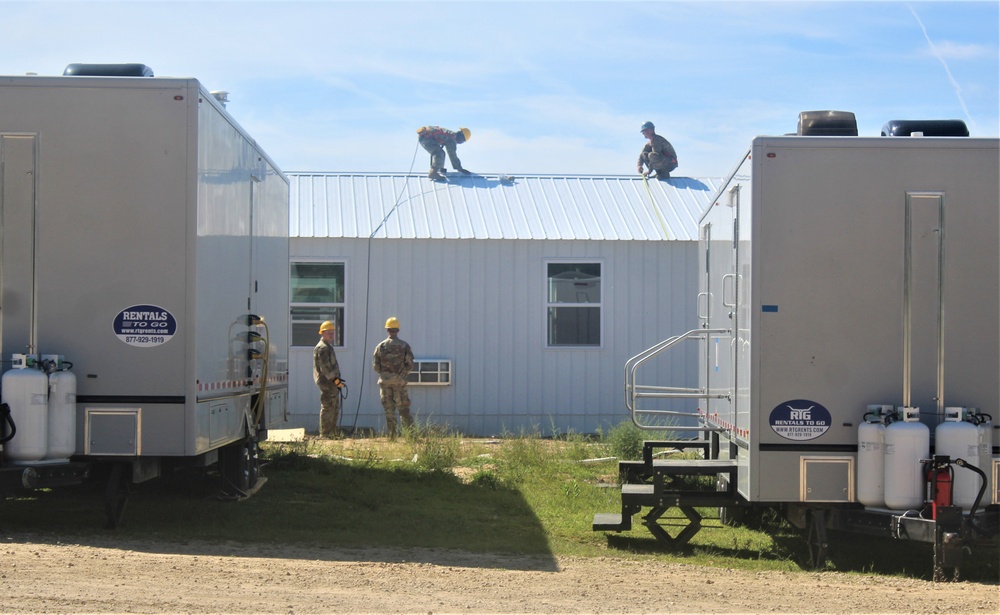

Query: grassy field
(1, 422), (997, 583)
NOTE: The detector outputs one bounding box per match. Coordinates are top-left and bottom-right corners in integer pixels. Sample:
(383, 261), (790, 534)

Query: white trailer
(0, 65), (289, 526)
(596, 112), (999, 579)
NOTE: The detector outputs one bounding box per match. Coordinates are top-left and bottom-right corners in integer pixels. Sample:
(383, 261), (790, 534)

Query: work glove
(333, 377), (346, 388)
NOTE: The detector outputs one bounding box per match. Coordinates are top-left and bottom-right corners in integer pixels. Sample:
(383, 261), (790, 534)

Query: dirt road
(1, 535), (996, 614)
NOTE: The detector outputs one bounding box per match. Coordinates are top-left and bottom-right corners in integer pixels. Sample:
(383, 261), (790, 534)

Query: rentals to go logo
(113, 304), (177, 347)
(768, 399), (832, 441)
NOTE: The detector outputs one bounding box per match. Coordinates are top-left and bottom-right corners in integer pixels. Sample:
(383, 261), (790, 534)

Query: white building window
(290, 261), (345, 347)
(546, 261), (602, 347)
(408, 360), (452, 385)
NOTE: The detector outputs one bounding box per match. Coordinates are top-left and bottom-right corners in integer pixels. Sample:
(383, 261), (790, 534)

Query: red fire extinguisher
(926, 457), (953, 519)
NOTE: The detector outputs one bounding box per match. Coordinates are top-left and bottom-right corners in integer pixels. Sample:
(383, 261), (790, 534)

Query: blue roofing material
(289, 173), (723, 241)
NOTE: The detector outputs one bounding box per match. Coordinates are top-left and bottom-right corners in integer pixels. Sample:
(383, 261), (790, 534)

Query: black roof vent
(797, 111), (858, 136)
(63, 63), (154, 77)
(881, 119), (969, 137)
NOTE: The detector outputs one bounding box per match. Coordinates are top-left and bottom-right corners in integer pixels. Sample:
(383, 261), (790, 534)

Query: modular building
(0, 66), (289, 524)
(287, 172), (721, 437)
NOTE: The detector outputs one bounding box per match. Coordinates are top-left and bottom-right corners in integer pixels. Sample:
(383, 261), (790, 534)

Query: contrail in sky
(907, 4), (974, 131)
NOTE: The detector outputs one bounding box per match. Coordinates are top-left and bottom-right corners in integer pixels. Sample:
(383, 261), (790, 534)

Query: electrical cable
(642, 174), (671, 239)
(344, 140), (422, 435)
(250, 319), (270, 427)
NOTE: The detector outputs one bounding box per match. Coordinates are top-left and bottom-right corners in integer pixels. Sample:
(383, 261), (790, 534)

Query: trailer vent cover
(881, 119), (969, 137)
(797, 110), (858, 136)
(63, 63), (154, 77)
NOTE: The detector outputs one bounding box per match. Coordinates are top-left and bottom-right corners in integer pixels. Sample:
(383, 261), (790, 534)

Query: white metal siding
(289, 237), (700, 436)
(286, 171), (718, 435)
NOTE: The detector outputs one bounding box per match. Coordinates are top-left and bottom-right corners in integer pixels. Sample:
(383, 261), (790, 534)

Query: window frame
(407, 359), (453, 386)
(289, 259), (347, 348)
(544, 259), (604, 349)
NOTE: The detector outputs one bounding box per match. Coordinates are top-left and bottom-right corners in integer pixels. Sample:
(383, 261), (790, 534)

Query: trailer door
(0, 134), (37, 362)
(904, 192), (944, 421)
(700, 184), (740, 437)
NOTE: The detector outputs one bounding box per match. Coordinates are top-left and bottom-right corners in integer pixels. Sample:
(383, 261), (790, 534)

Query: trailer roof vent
(210, 90), (230, 107)
(797, 110), (858, 136)
(881, 119), (969, 137)
(63, 63), (154, 77)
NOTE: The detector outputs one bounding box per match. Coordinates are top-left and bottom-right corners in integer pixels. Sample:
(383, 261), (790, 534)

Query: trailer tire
(719, 505), (744, 527)
(220, 437), (259, 496)
(104, 463), (130, 529)
(720, 504), (776, 530)
(806, 509), (829, 570)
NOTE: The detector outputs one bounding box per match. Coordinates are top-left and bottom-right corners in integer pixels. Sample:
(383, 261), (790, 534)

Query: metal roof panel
(289, 173), (723, 241)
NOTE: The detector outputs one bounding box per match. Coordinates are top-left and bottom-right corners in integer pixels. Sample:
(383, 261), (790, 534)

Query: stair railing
(624, 328), (731, 431)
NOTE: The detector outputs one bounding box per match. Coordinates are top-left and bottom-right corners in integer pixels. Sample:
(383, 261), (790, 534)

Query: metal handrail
(624, 328), (731, 430)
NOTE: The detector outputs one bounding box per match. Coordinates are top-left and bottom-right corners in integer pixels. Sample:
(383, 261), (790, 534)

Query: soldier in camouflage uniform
(372, 316), (414, 438)
(313, 321), (344, 438)
(417, 126), (472, 181)
(637, 121), (678, 180)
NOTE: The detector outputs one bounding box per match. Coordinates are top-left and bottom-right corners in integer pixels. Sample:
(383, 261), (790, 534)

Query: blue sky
(2, 1), (997, 177)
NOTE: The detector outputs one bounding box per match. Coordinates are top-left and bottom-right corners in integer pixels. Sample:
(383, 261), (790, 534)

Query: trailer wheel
(720, 504), (775, 530)
(104, 463), (130, 529)
(806, 509), (828, 570)
(221, 437), (259, 496)
(719, 505), (744, 527)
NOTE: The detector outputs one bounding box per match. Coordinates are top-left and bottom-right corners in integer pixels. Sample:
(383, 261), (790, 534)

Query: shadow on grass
(770, 530), (999, 583)
(603, 516), (999, 583)
(0, 452), (558, 572)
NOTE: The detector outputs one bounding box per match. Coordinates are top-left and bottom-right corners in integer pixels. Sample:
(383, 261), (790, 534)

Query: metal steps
(593, 512), (632, 532)
(592, 439), (740, 546)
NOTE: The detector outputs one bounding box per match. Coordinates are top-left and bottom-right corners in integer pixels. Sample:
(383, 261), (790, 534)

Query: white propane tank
(973, 410), (995, 505)
(884, 407), (929, 510)
(45, 369), (77, 461)
(936, 408), (982, 510)
(1, 358), (49, 462)
(858, 404), (892, 507)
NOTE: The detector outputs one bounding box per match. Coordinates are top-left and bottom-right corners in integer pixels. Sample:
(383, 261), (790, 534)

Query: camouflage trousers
(318, 384), (341, 438)
(641, 151), (678, 175)
(378, 380), (412, 437)
(419, 137), (447, 172)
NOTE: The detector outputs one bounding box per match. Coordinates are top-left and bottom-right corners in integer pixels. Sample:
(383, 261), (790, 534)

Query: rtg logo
(769, 399), (831, 441)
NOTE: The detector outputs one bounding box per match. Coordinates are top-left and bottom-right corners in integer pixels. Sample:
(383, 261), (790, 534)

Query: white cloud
(925, 41), (994, 61)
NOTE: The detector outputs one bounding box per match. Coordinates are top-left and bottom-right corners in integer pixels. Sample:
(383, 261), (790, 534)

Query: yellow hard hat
(318, 321), (335, 334)
(460, 127), (471, 142)
(385, 317), (401, 329)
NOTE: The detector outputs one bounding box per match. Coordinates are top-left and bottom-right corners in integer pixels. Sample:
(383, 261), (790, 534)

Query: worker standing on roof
(417, 126), (471, 181)
(637, 121), (678, 180)
(372, 317), (415, 439)
(314, 321), (345, 438)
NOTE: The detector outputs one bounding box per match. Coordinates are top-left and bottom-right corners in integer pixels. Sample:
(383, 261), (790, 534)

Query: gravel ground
(1, 536), (997, 614)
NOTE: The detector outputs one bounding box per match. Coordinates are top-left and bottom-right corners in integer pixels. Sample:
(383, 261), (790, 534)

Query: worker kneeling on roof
(417, 126), (471, 181)
(637, 121), (678, 180)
